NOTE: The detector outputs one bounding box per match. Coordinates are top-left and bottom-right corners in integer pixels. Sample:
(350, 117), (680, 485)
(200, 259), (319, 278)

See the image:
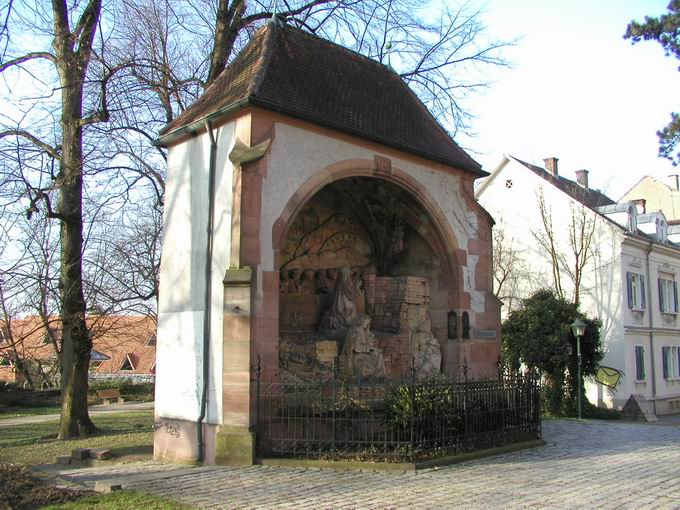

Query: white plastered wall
(260, 122), (485, 310)
(156, 122), (236, 424)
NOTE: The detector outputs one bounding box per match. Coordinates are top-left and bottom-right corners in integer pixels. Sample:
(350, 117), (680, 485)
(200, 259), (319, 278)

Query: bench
(96, 388), (124, 405)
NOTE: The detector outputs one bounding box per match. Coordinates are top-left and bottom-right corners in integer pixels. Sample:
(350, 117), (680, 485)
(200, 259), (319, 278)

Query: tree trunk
(57, 82), (96, 438)
(52, 0), (103, 437)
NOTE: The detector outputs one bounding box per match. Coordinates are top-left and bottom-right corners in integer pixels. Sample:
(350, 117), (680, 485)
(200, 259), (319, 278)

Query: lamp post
(570, 318), (587, 420)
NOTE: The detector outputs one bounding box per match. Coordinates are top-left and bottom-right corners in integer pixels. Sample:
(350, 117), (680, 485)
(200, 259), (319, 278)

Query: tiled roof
(0, 316), (156, 382)
(510, 156), (615, 209)
(161, 22), (484, 175)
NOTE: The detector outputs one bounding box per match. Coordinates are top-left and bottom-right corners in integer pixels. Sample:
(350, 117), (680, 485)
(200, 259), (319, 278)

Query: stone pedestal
(219, 267), (256, 465)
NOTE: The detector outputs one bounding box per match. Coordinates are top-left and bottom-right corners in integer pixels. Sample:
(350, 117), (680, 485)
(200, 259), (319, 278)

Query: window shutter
(641, 275), (646, 309)
(635, 346), (645, 381)
(659, 278), (665, 312)
(674, 281), (678, 313)
(663, 347), (669, 379)
(627, 272), (633, 309)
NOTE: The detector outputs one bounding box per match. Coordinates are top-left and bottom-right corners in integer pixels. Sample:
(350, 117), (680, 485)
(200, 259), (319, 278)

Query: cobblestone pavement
(48, 420), (680, 509)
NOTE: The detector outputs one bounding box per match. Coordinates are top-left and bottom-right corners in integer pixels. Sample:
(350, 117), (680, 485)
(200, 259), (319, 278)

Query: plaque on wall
(473, 329), (497, 339)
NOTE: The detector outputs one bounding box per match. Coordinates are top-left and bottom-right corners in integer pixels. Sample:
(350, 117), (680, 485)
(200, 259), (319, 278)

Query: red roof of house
(160, 22), (484, 176)
(0, 316), (156, 380)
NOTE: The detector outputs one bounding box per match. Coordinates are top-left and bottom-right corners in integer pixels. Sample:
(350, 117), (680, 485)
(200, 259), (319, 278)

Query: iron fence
(255, 369), (541, 463)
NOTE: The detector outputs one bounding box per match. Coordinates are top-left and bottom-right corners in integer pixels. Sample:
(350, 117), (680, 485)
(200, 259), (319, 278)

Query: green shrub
(386, 378), (461, 431)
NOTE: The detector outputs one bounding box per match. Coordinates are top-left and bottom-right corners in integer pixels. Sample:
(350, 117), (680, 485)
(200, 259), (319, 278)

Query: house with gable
(477, 155), (680, 416)
(620, 174), (680, 222)
(154, 19), (501, 465)
(0, 315), (156, 386)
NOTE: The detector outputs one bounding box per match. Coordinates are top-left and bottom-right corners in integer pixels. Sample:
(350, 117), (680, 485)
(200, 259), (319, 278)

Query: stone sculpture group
(280, 265), (441, 381)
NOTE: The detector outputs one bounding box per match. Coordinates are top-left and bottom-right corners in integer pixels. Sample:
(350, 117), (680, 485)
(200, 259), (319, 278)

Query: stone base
(215, 426), (255, 466)
(154, 417), (217, 465)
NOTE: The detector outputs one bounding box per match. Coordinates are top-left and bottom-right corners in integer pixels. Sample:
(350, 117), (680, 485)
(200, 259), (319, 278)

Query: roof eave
(155, 95), (488, 177)
(154, 97), (252, 148)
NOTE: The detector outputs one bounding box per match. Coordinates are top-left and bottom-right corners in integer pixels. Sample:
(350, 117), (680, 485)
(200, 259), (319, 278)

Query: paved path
(42, 419), (680, 509)
(0, 401), (154, 427)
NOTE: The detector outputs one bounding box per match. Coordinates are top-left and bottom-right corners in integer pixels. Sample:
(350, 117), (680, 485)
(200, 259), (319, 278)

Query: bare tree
(531, 190), (565, 300)
(0, 0), (113, 438)
(531, 189), (597, 305)
(0, 214), (62, 389)
(492, 222), (528, 312)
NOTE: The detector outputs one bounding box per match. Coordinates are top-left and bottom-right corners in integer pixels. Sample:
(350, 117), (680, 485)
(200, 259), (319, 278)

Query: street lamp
(570, 318), (587, 420)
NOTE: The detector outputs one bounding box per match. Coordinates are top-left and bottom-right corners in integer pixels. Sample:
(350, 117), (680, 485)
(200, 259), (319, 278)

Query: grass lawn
(0, 410), (154, 466)
(0, 405), (62, 419)
(41, 490), (195, 509)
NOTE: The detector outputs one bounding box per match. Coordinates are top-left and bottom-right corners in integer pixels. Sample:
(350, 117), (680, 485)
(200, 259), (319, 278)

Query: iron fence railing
(255, 369), (541, 463)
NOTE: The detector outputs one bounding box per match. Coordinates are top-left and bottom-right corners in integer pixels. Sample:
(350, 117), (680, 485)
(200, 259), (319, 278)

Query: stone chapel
(153, 20), (501, 465)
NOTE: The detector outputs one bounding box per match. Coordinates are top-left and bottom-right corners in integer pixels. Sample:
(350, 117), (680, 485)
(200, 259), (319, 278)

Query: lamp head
(570, 318), (587, 338)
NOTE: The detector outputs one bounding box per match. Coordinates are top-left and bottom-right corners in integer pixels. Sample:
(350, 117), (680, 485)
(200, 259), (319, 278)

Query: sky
(460, 0), (680, 200)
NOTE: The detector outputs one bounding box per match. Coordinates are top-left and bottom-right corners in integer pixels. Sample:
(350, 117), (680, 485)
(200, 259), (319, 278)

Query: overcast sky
(460, 0), (680, 200)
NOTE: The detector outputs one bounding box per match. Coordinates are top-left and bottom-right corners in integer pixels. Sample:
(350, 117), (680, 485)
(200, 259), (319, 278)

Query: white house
(476, 155), (680, 415)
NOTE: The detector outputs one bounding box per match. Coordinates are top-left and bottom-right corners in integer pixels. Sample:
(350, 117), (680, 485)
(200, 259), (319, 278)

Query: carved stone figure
(299, 268), (316, 295)
(315, 270), (331, 294)
(288, 268), (302, 294)
(319, 266), (362, 336)
(410, 320), (442, 376)
(326, 267), (338, 287)
(340, 314), (386, 380)
(279, 270), (290, 293)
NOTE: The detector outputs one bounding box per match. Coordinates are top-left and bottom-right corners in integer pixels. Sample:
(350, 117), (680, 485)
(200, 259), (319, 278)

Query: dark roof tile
(162, 23), (483, 175)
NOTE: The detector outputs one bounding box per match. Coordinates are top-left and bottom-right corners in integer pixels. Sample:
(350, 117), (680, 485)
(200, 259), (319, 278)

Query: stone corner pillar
(216, 266), (256, 465)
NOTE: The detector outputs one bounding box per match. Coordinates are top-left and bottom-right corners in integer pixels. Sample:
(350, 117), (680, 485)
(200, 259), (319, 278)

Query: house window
(119, 354), (135, 372)
(662, 346), (680, 380)
(90, 361), (104, 371)
(658, 277), (678, 313)
(635, 345), (646, 382)
(626, 272), (646, 310)
(0, 357), (12, 367)
(146, 333), (157, 346)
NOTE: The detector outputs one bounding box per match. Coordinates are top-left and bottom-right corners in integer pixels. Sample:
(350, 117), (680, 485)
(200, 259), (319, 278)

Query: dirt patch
(0, 464), (94, 510)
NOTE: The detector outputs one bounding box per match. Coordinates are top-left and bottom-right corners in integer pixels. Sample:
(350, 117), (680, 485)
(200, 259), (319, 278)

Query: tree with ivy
(625, 1), (680, 165)
(502, 289), (603, 416)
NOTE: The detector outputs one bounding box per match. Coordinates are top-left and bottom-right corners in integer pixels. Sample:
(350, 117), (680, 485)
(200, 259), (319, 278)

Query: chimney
(632, 198), (646, 214)
(575, 169), (589, 188)
(543, 157), (559, 177)
(668, 174), (679, 191)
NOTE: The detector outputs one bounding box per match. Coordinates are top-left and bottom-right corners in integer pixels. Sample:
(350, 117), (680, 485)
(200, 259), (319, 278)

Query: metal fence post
(410, 356), (416, 461)
(462, 357), (469, 449)
(331, 359), (336, 458)
(255, 355), (261, 455)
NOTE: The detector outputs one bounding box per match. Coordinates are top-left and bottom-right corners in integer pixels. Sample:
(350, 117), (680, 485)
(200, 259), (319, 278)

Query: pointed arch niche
(270, 160), (465, 380)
